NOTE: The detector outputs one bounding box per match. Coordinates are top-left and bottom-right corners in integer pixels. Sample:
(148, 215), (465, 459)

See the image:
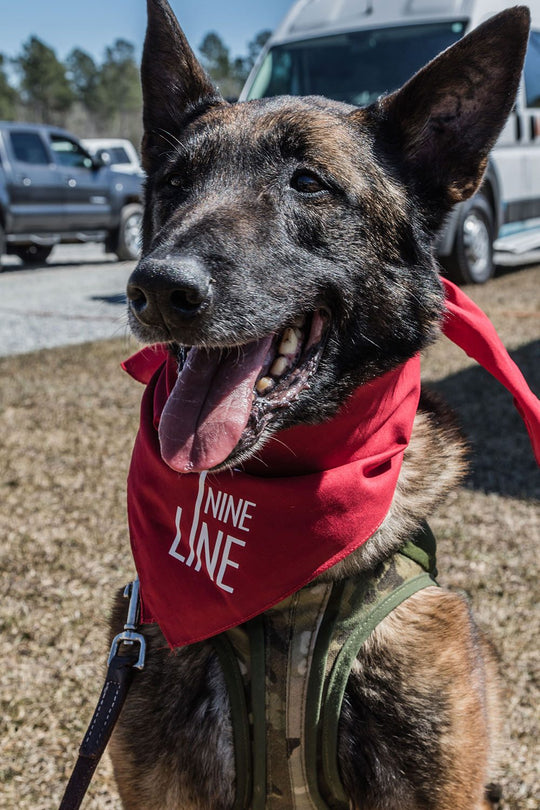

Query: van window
(524, 31), (540, 108)
(247, 22), (466, 106)
(10, 131), (50, 165)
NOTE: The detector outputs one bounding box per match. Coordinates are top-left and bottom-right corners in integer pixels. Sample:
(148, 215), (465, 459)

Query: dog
(108, 2), (532, 808)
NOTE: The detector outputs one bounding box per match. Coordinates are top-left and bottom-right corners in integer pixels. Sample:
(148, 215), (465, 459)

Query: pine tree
(15, 36), (73, 123)
(94, 39), (142, 140)
(0, 55), (18, 120)
(66, 48), (100, 112)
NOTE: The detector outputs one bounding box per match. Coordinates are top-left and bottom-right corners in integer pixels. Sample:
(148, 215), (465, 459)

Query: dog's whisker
(360, 333), (382, 350)
(155, 128), (188, 158)
(265, 435), (298, 458)
(241, 450), (269, 469)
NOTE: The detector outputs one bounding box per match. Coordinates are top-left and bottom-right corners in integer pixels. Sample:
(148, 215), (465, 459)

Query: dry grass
(1, 266), (538, 809)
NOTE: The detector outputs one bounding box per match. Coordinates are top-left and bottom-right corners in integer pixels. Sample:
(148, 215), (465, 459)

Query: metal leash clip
(107, 578), (146, 670)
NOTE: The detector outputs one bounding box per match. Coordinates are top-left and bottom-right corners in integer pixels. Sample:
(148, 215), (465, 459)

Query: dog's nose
(127, 256), (213, 327)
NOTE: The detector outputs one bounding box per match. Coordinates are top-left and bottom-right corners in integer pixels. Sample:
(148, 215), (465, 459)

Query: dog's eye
(166, 173), (183, 188)
(290, 171), (326, 195)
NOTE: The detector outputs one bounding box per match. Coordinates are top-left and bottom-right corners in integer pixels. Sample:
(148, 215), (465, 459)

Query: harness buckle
(107, 578), (146, 670)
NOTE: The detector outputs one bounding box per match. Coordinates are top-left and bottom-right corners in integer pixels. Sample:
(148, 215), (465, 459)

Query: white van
(240, 0), (540, 283)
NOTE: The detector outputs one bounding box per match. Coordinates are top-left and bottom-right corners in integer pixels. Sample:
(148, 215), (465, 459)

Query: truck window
(247, 21), (466, 106)
(524, 31), (540, 108)
(49, 135), (94, 169)
(10, 131), (50, 165)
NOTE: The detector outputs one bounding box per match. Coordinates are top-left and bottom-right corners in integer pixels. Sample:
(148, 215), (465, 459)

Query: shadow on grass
(429, 339), (540, 499)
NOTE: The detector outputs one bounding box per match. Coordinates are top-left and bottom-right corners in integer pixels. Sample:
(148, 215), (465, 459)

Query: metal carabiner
(107, 578), (146, 670)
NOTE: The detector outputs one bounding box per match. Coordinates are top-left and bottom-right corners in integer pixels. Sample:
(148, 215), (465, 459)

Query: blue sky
(0, 0), (293, 66)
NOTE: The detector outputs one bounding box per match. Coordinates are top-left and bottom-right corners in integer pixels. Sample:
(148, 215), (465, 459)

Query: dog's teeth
(256, 376), (274, 395)
(270, 356), (289, 377)
(279, 328), (299, 356)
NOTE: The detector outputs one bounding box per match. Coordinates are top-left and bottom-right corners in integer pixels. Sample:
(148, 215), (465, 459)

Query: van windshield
(246, 22), (466, 106)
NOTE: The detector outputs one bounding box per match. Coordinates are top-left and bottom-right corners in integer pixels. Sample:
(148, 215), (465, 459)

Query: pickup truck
(0, 121), (143, 264)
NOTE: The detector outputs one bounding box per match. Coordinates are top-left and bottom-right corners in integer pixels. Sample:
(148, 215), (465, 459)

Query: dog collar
(123, 278), (540, 648)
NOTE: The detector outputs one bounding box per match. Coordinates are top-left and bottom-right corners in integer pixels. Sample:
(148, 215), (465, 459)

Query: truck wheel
(114, 203), (142, 261)
(13, 245), (53, 265)
(440, 193), (495, 284)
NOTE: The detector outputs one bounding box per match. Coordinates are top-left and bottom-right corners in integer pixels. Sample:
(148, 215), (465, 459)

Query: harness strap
(318, 565), (436, 806)
(261, 584), (335, 810)
(400, 521), (438, 577)
(211, 632), (253, 810)
(248, 616), (268, 810)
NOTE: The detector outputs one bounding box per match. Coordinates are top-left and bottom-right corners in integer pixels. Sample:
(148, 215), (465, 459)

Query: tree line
(0, 29), (271, 147)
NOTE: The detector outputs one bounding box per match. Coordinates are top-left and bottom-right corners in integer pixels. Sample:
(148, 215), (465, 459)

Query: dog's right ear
(141, 0), (224, 171)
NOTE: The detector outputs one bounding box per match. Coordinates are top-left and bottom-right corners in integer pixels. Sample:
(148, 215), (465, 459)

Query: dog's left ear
(367, 7), (530, 222)
(141, 0), (224, 171)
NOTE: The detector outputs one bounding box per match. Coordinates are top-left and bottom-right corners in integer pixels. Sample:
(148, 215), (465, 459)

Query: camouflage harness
(211, 524), (438, 810)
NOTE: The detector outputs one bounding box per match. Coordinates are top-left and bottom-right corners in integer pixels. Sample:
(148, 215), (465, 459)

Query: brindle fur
(109, 2), (529, 807)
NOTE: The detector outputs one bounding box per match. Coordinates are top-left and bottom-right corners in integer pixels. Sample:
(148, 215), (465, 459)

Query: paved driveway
(0, 245), (134, 356)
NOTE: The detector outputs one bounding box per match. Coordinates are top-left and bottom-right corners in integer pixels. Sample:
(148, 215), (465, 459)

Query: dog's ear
(368, 7), (530, 222)
(141, 0), (224, 171)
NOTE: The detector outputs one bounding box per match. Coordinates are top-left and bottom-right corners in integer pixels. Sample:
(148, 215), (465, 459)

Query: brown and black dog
(109, 2), (530, 808)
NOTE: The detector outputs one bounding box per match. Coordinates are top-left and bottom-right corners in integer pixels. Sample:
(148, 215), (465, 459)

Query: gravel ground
(0, 245), (134, 356)
(0, 263), (538, 809)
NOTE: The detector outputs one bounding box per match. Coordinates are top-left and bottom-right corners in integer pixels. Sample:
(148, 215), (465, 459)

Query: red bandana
(123, 278), (540, 648)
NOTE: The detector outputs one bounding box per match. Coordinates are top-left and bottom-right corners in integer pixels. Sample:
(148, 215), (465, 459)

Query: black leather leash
(58, 579), (145, 810)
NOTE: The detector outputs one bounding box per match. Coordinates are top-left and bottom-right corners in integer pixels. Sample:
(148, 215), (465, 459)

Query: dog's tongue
(158, 336), (274, 473)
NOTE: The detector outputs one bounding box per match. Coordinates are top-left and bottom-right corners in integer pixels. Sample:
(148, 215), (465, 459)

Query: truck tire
(440, 193), (495, 284)
(114, 203), (142, 261)
(13, 244), (53, 265)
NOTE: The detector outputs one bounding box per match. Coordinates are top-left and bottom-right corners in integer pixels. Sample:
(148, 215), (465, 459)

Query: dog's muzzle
(127, 255), (213, 330)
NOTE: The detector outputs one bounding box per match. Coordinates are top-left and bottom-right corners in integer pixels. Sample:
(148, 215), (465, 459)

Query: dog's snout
(127, 257), (213, 328)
